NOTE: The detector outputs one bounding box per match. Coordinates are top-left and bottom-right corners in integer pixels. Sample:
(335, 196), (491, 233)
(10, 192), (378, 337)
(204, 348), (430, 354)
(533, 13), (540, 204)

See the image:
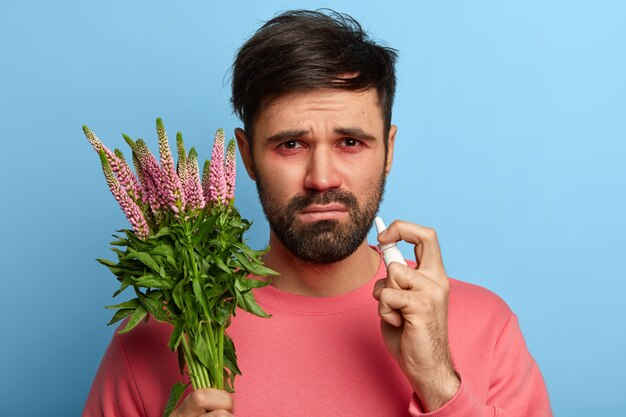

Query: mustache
(287, 189), (359, 213)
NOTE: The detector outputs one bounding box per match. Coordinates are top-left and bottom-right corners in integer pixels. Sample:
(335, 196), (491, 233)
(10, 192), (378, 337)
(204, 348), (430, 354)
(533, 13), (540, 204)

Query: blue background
(1, 1), (624, 415)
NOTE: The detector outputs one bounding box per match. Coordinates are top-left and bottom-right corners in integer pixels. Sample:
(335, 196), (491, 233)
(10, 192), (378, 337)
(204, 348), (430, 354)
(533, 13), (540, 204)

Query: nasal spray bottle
(374, 216), (407, 267)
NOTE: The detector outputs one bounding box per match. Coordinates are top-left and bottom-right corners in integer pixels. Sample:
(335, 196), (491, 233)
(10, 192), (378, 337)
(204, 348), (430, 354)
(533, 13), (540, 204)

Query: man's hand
(170, 388), (234, 417)
(373, 220), (460, 412)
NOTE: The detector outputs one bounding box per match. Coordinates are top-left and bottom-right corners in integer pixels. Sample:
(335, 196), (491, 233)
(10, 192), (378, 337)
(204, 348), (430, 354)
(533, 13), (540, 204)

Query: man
(84, 10), (552, 417)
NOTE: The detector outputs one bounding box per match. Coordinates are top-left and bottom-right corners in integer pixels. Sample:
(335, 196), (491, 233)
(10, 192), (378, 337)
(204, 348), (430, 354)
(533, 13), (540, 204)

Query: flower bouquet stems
(84, 119), (276, 416)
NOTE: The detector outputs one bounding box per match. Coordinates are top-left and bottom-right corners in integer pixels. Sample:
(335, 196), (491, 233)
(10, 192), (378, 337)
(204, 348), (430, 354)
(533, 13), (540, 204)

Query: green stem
(204, 322), (221, 389)
(201, 361), (211, 389)
(217, 323), (225, 390)
(181, 336), (204, 389)
(182, 218), (225, 390)
(197, 326), (212, 389)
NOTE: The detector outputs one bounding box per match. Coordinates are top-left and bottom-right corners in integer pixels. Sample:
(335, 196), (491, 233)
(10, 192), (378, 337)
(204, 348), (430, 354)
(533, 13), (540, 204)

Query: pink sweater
(83, 255), (552, 416)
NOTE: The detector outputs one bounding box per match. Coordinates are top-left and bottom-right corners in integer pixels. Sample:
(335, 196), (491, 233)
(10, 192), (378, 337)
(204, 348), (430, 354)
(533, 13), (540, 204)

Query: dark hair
(231, 9), (398, 140)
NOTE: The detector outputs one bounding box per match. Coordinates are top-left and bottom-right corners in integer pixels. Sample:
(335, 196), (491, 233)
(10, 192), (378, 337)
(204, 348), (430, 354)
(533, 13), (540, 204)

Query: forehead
(254, 88), (385, 137)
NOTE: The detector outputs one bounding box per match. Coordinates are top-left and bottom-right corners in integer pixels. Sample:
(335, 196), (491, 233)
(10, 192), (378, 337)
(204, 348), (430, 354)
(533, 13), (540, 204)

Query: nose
(303, 147), (342, 192)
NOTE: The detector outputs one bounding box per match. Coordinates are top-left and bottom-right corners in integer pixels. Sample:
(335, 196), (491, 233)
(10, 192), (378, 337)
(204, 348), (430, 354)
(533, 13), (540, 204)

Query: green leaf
(112, 278), (131, 297)
(96, 258), (118, 267)
(194, 214), (219, 244)
(151, 244), (177, 267)
(192, 274), (210, 318)
(138, 292), (169, 322)
(233, 242), (270, 261)
(106, 308), (135, 326)
(104, 264), (140, 278)
(222, 333), (241, 376)
(123, 228), (144, 244)
(126, 249), (161, 273)
(145, 289), (164, 300)
(134, 274), (172, 289)
(109, 236), (129, 246)
(232, 242), (256, 258)
(237, 290), (271, 318)
(205, 283), (227, 302)
(177, 345), (186, 376)
(182, 294), (199, 329)
(213, 303), (232, 326)
(168, 323), (184, 352)
(162, 381), (190, 417)
(233, 252), (278, 277)
(172, 280), (186, 310)
(222, 332), (241, 393)
(213, 255), (231, 274)
(118, 304), (148, 334)
(151, 226), (172, 239)
(192, 332), (214, 369)
(240, 276), (270, 289)
(223, 373), (235, 393)
(105, 298), (140, 310)
(110, 247), (126, 258)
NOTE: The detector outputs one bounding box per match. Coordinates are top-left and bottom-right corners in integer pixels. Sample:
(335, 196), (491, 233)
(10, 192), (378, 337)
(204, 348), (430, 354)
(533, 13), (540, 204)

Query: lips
(300, 203), (347, 214)
(298, 203), (348, 221)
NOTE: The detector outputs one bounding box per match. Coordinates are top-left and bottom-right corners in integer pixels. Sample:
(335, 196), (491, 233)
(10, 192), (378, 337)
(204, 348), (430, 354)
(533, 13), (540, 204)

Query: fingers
(374, 279), (402, 326)
(377, 220), (445, 276)
(172, 389), (234, 417)
(373, 270), (428, 328)
(375, 277), (447, 325)
(376, 265), (420, 292)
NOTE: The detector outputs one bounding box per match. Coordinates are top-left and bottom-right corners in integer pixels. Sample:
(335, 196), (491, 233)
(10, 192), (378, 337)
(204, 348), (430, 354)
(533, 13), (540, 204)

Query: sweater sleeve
(82, 332), (146, 417)
(407, 314), (552, 417)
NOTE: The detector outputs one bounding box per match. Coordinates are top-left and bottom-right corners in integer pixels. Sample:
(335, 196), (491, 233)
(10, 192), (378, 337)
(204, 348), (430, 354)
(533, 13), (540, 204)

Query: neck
(262, 232), (381, 297)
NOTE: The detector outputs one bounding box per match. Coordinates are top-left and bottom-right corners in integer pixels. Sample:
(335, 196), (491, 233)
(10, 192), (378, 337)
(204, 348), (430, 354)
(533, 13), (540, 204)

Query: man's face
(236, 88), (396, 264)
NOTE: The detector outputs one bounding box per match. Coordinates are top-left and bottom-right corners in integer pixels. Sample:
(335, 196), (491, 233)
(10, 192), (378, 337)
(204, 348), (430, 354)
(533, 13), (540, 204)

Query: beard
(254, 167), (386, 265)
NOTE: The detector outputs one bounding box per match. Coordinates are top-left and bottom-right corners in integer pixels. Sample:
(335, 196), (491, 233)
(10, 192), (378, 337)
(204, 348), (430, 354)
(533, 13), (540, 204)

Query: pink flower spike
(208, 129), (226, 204)
(201, 159), (211, 202)
(83, 126), (141, 202)
(176, 132), (188, 184)
(99, 150), (150, 239)
(133, 139), (167, 216)
(185, 148), (205, 210)
(114, 148), (142, 202)
(156, 118), (186, 213)
(83, 125), (106, 153)
(124, 134), (149, 206)
(225, 138), (236, 201)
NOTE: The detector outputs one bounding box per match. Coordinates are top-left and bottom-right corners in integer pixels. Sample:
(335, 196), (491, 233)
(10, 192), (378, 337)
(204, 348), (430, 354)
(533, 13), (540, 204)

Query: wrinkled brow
(333, 127), (377, 142)
(264, 129), (309, 144)
(264, 127), (377, 144)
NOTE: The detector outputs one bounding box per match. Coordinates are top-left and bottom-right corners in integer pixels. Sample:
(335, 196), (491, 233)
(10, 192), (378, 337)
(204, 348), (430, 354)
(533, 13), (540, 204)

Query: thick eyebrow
(263, 127), (378, 145)
(264, 129), (309, 145)
(334, 127), (377, 143)
(266, 127), (376, 145)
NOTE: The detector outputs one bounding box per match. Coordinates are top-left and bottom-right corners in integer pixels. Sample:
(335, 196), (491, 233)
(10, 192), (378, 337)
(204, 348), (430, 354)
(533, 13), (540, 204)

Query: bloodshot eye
(281, 140), (302, 149)
(339, 138), (364, 149)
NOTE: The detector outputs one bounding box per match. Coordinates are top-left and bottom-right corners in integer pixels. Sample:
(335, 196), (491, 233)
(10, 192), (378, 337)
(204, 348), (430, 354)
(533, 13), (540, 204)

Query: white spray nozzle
(374, 216), (407, 267)
(374, 216), (387, 234)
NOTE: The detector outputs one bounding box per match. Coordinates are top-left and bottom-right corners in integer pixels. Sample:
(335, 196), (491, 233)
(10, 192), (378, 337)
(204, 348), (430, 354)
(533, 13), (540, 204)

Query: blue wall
(1, 1), (624, 415)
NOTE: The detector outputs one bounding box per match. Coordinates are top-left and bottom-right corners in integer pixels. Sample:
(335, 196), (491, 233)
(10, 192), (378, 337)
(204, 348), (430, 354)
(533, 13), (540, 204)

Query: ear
(235, 128), (256, 180)
(384, 124), (397, 175)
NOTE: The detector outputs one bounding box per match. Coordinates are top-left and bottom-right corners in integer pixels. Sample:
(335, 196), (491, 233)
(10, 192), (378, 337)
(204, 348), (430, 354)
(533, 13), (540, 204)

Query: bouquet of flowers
(84, 118), (276, 416)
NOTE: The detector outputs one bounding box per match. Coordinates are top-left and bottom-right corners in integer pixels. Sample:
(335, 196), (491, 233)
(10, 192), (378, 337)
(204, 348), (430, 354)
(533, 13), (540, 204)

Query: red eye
(280, 140), (303, 150)
(338, 138), (365, 152)
(342, 138), (359, 147)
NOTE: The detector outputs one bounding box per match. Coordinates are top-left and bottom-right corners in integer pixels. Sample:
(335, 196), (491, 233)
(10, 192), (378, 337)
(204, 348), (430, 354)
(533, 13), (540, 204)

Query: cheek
(341, 162), (385, 193)
(256, 161), (304, 201)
